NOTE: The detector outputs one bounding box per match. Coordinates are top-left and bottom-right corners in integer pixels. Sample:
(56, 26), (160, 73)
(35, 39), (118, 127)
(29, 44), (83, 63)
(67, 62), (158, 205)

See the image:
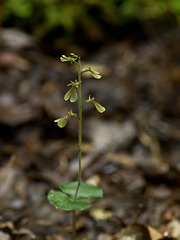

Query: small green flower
(91, 70), (102, 79)
(54, 116), (68, 128)
(64, 87), (78, 102)
(54, 109), (77, 128)
(60, 54), (78, 63)
(70, 53), (79, 59)
(93, 101), (106, 113)
(84, 95), (93, 104)
(81, 66), (102, 79)
(85, 95), (105, 113)
(60, 55), (71, 62)
(81, 65), (91, 73)
(68, 109), (77, 118)
(64, 80), (80, 102)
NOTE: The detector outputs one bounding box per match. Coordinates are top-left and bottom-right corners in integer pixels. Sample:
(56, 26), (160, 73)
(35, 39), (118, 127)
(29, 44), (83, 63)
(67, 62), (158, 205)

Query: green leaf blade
(59, 182), (103, 200)
(47, 190), (91, 211)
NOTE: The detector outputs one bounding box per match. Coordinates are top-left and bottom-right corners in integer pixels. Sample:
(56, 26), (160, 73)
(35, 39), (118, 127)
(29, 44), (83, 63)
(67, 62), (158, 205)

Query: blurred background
(0, 1), (180, 240)
(1, 0), (180, 54)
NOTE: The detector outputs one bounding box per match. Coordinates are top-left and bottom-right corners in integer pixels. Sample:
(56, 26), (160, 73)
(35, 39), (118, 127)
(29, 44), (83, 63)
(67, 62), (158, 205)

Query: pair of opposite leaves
(48, 181), (103, 211)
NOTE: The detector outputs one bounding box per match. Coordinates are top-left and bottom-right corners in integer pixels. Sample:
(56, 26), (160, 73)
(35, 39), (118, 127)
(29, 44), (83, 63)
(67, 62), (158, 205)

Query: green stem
(72, 57), (82, 240)
(72, 210), (76, 240)
(74, 57), (82, 200)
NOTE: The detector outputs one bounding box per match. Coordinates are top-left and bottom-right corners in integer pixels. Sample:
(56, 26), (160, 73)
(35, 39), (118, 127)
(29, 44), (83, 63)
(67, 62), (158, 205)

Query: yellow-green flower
(93, 101), (105, 113)
(85, 95), (105, 113)
(64, 87), (77, 102)
(54, 117), (68, 128)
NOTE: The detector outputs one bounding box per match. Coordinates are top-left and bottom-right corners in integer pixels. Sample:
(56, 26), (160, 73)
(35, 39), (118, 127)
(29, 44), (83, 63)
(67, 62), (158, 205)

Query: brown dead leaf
(97, 233), (113, 240)
(158, 237), (177, 240)
(0, 221), (35, 239)
(46, 234), (67, 240)
(90, 208), (112, 221)
(147, 225), (162, 240)
(0, 104), (38, 126)
(167, 219), (180, 239)
(117, 223), (162, 240)
(86, 174), (101, 186)
(0, 221), (14, 231)
(117, 223), (151, 240)
(0, 231), (10, 240)
(13, 228), (36, 239)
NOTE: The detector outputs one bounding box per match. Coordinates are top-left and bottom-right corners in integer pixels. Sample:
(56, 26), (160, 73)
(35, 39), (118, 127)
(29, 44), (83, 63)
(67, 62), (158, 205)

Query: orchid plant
(47, 53), (105, 240)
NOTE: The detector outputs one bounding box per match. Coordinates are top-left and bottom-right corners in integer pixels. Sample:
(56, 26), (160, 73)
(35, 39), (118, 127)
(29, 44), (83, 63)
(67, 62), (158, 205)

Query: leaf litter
(0, 27), (180, 239)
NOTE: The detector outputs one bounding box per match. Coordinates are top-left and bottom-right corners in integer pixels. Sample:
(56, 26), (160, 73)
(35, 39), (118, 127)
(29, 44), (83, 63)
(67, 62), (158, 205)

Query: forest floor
(0, 27), (180, 240)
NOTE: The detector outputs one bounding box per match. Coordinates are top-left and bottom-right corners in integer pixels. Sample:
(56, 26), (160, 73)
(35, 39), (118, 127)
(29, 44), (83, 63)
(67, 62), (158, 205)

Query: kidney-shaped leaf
(48, 190), (91, 211)
(59, 182), (103, 200)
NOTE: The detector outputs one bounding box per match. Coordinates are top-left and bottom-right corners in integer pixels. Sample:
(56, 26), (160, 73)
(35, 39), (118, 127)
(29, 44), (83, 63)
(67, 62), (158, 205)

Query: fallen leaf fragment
(147, 225), (162, 240)
(167, 219), (180, 239)
(0, 231), (10, 240)
(158, 237), (177, 240)
(13, 228), (36, 239)
(117, 223), (162, 240)
(90, 208), (112, 221)
(97, 233), (113, 240)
